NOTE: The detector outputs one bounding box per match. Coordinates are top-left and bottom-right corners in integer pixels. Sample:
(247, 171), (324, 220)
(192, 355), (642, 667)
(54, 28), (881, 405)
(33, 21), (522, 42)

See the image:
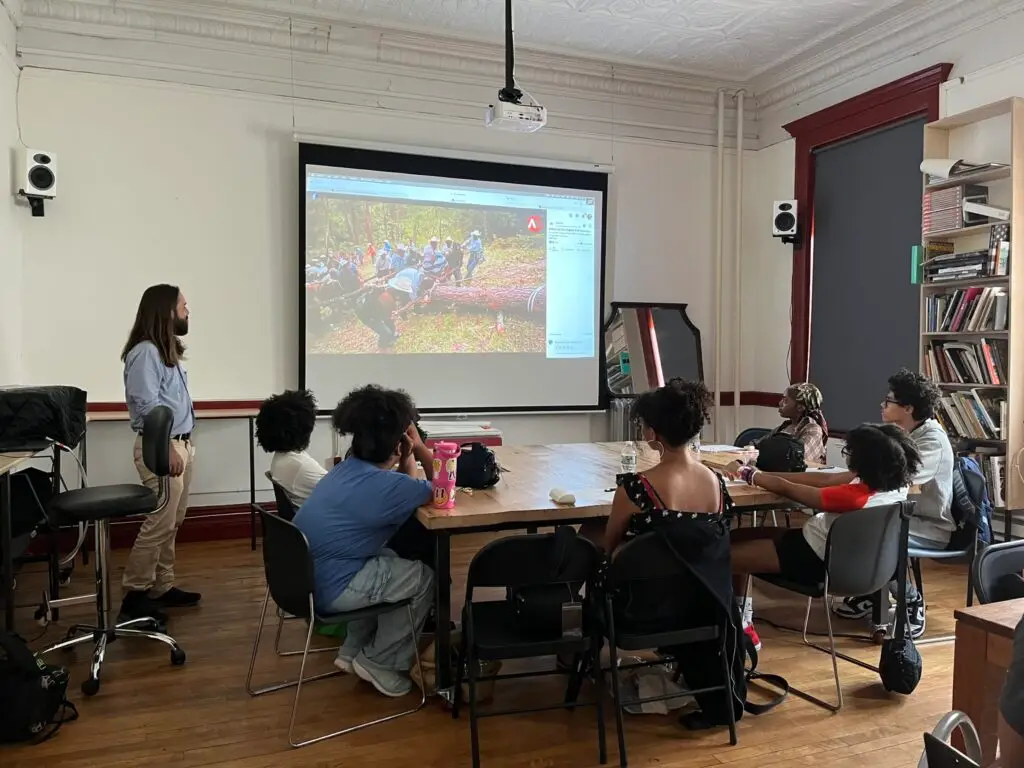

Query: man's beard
(173, 315), (189, 336)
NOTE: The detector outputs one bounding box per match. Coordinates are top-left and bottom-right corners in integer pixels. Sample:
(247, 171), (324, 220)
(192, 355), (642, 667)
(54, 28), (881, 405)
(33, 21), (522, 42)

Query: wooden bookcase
(920, 97), (1024, 531)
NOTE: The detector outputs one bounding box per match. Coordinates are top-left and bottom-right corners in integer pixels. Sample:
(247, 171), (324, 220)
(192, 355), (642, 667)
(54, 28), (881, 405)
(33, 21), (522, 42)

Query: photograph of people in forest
(305, 196), (548, 354)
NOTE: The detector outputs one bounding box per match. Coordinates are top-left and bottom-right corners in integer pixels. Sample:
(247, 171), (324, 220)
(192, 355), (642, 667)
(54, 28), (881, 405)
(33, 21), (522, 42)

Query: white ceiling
(199, 0), (935, 80)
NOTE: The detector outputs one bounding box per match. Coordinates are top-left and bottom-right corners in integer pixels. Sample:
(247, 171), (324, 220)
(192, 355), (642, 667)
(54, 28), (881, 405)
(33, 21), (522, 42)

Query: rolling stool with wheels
(36, 405), (186, 696)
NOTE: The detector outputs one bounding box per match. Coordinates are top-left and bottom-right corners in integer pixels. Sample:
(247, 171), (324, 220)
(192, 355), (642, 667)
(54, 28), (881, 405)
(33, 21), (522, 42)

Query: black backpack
(456, 442), (501, 489)
(0, 633), (78, 744)
(949, 456), (994, 548)
(755, 434), (807, 473)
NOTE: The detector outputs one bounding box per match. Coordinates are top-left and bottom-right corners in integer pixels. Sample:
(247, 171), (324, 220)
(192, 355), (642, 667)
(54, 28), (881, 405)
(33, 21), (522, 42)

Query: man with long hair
(119, 284), (201, 623)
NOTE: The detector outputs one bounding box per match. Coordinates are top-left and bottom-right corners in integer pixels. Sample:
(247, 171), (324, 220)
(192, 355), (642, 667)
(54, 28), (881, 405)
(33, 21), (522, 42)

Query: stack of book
(924, 247), (996, 282)
(936, 390), (1006, 441)
(922, 184), (989, 235)
(925, 338), (1007, 385)
(925, 285), (1009, 332)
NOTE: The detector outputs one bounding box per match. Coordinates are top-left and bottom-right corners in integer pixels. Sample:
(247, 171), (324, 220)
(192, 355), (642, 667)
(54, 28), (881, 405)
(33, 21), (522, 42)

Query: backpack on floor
(949, 456), (993, 548)
(0, 633), (78, 744)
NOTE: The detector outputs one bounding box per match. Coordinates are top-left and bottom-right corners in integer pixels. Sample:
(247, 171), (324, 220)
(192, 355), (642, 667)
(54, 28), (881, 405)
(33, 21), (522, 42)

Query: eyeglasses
(882, 397), (900, 407)
(841, 446), (851, 459)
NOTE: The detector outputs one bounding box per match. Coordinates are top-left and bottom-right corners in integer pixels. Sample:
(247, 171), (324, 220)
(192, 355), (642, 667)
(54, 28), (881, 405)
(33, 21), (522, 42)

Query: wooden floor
(3, 534), (970, 767)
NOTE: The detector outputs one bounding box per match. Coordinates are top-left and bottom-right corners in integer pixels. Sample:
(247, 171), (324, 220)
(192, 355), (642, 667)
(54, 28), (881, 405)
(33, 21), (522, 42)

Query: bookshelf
(920, 98), (1024, 529)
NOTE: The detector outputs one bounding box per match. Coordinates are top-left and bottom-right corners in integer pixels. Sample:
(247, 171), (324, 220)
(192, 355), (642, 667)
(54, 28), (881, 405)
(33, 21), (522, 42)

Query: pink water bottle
(432, 442), (461, 510)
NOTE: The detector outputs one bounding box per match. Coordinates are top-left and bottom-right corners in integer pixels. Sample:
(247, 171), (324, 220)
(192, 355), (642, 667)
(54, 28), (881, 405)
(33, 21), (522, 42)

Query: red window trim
(784, 63), (954, 383)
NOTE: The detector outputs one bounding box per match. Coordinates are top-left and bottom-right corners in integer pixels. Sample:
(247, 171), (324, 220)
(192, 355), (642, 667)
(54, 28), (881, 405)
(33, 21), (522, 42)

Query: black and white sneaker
(832, 595), (874, 620)
(906, 597), (926, 640)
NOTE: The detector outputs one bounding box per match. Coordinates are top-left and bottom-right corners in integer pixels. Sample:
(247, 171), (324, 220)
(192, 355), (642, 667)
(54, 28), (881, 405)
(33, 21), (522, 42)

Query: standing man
(119, 284), (202, 624)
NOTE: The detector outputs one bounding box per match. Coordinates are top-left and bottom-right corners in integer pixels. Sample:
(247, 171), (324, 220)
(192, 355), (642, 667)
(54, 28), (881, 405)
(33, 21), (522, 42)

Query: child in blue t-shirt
(294, 385), (435, 698)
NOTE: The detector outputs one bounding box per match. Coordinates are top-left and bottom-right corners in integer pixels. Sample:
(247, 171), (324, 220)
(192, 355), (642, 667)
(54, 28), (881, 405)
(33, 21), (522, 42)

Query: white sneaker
(353, 654), (413, 698)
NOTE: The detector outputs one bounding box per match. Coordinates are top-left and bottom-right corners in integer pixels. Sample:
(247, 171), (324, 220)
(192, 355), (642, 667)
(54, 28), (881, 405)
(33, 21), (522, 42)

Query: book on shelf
(964, 200), (1011, 222)
(925, 285), (1008, 332)
(936, 390), (1006, 441)
(924, 337), (1007, 385)
(990, 222), (1011, 275)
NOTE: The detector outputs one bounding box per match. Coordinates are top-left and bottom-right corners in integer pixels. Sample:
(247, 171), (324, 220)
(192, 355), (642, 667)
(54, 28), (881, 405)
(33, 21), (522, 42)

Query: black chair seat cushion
(464, 601), (591, 661)
(756, 572), (825, 598)
(48, 485), (159, 523)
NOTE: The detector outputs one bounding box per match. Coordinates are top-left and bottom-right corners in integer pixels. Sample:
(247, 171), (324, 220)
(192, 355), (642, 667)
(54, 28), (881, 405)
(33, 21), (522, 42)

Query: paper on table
(808, 466), (848, 473)
(699, 444), (753, 453)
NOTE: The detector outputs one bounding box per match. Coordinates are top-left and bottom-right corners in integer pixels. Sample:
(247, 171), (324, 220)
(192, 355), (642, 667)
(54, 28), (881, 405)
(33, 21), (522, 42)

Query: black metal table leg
(1, 471), (14, 632)
(434, 531), (453, 702)
(249, 416), (257, 551)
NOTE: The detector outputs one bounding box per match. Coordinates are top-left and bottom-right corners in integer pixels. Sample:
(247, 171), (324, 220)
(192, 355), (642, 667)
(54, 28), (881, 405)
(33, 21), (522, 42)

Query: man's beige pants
(121, 436), (194, 596)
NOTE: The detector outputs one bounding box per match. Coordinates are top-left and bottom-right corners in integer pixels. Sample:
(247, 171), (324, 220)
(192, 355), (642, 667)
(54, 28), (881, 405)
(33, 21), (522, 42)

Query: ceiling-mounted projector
(485, 0), (546, 133)
(486, 101), (547, 133)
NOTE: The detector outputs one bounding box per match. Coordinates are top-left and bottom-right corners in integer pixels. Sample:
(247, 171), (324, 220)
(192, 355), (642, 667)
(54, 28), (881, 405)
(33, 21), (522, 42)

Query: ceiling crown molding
(20, 0), (737, 110)
(755, 0), (1024, 113)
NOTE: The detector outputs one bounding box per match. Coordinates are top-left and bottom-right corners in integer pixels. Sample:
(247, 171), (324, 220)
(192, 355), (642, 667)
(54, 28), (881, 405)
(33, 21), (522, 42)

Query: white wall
(13, 68), (754, 507)
(0, 0), (21, 384)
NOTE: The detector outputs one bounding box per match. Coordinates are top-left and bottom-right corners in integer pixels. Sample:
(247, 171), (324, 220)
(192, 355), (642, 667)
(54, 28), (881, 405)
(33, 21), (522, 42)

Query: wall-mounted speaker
(19, 149), (58, 199)
(772, 199), (797, 237)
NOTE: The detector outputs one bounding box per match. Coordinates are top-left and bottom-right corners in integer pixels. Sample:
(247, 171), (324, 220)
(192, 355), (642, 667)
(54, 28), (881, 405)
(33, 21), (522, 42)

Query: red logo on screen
(527, 216), (543, 233)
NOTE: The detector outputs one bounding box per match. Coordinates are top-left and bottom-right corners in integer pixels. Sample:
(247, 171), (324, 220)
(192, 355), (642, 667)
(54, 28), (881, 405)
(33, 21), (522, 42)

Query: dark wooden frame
(784, 63), (954, 383)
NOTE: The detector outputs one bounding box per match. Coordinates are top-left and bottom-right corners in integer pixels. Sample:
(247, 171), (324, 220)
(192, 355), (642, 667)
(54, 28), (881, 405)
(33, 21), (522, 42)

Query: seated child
(293, 385), (436, 698)
(767, 382), (828, 464)
(731, 423), (920, 646)
(255, 389), (326, 509)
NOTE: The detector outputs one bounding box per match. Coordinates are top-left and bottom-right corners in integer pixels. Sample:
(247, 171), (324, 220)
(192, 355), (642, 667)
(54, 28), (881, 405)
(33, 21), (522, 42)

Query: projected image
(306, 198), (548, 354)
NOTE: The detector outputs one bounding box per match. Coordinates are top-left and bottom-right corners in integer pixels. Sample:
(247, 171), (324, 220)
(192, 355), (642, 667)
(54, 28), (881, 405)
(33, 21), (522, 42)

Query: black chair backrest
(604, 531), (693, 588)
(734, 427), (771, 448)
(141, 405), (173, 477)
(465, 530), (599, 595)
(973, 540), (1024, 604)
(259, 509), (316, 620)
(825, 501), (910, 597)
(267, 475), (299, 522)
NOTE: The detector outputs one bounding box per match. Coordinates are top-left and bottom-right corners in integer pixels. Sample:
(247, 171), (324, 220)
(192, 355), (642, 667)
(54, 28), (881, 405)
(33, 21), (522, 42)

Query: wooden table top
(955, 597), (1024, 639)
(0, 450), (40, 477)
(415, 442), (785, 531)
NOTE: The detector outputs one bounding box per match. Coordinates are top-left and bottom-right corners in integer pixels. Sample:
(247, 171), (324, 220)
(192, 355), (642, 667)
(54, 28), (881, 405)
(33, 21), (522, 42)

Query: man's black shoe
(118, 590), (169, 625)
(151, 587), (202, 608)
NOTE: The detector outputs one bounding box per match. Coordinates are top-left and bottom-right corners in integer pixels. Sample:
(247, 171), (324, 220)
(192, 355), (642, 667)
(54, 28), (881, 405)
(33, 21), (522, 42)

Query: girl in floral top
(768, 383), (829, 465)
(581, 379), (730, 555)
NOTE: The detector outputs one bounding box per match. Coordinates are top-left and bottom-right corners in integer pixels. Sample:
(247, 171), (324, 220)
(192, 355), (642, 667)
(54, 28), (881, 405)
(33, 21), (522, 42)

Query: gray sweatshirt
(909, 418), (955, 544)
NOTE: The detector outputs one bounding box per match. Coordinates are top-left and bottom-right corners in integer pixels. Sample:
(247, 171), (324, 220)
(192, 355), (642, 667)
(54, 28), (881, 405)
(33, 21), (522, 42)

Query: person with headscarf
(768, 383), (828, 464)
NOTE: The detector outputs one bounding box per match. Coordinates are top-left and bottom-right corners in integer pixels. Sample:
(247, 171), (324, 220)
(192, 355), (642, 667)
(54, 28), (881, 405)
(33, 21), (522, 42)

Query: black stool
(37, 405), (186, 696)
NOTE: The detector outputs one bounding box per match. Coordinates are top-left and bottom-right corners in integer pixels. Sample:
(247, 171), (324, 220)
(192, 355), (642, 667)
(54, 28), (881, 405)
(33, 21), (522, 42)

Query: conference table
(414, 441), (786, 702)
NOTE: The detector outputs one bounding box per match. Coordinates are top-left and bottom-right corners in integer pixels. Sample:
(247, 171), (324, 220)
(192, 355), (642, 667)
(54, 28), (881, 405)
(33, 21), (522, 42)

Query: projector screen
(299, 144), (608, 412)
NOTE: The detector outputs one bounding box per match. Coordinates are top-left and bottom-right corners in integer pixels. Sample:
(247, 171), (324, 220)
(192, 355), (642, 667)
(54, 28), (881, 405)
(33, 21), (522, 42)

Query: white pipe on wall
(733, 90), (745, 438)
(713, 88), (726, 443)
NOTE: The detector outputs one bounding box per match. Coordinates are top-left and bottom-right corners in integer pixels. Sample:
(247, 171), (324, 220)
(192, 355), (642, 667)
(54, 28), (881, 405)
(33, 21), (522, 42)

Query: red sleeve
(817, 483), (873, 513)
